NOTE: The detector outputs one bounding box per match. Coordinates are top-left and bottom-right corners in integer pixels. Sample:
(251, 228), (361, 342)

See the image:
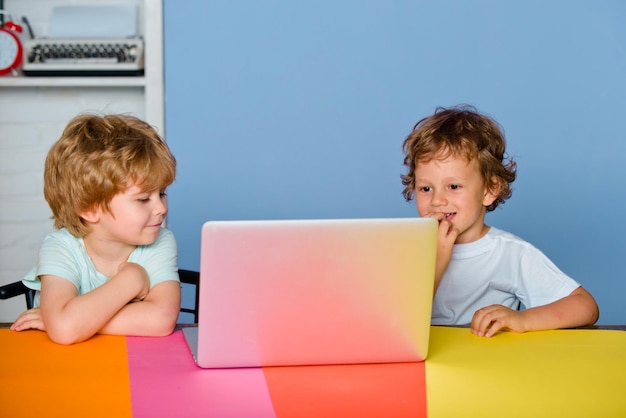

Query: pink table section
(126, 331), (276, 417)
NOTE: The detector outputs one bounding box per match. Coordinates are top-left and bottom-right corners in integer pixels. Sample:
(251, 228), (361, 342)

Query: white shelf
(0, 76), (146, 87)
(0, 0), (163, 133)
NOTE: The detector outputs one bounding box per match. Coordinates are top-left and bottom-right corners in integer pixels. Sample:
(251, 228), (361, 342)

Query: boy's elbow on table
(581, 288), (600, 326)
(570, 286), (600, 327)
(142, 299), (179, 336)
(143, 283), (181, 336)
(45, 320), (92, 345)
(152, 309), (178, 336)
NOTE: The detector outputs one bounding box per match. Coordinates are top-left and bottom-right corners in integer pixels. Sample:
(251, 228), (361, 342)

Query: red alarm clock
(0, 11), (24, 76)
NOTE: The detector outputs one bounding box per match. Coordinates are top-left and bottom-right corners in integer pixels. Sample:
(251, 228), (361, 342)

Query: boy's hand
(10, 308), (46, 332)
(423, 212), (459, 292)
(471, 304), (526, 337)
(115, 262), (150, 302)
(472, 287), (598, 338)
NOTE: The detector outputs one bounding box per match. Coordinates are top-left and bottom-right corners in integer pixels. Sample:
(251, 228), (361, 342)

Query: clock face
(0, 29), (22, 75)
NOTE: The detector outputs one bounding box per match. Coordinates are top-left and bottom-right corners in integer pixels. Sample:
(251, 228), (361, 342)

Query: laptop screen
(189, 217), (437, 368)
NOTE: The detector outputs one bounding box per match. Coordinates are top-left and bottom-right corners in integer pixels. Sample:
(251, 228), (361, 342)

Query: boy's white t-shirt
(22, 227), (179, 307)
(432, 227), (581, 326)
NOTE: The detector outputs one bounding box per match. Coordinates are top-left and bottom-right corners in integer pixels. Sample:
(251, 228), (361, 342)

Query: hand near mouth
(422, 212), (459, 294)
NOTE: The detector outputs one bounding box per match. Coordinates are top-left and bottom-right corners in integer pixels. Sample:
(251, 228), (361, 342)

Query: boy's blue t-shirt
(22, 227), (179, 307)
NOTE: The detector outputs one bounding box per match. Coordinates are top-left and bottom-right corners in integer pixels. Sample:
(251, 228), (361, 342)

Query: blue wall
(164, 1), (626, 324)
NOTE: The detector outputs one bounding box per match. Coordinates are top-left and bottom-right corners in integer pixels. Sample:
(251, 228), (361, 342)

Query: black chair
(0, 281), (35, 309)
(178, 268), (200, 324)
(0, 269), (200, 323)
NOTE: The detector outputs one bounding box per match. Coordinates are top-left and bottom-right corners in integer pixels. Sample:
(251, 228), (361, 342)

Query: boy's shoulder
(453, 227), (530, 260)
(489, 226), (530, 244)
(42, 228), (81, 246)
(36, 228), (87, 262)
(487, 227), (541, 255)
(488, 226), (522, 241)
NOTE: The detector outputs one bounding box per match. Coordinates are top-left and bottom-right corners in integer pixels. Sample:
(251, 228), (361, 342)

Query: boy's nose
(154, 199), (168, 215)
(431, 191), (447, 207)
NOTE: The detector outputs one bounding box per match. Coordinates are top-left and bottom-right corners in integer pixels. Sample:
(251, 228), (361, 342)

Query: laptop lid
(189, 217), (437, 368)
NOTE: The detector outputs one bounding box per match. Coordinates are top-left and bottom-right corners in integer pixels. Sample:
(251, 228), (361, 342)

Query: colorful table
(2, 326), (625, 417)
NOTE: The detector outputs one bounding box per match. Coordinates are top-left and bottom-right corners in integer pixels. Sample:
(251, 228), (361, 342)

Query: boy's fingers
(438, 219), (460, 240)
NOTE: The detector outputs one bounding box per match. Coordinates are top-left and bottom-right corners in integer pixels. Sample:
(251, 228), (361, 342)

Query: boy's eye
(449, 184), (460, 190)
(418, 186), (431, 192)
(138, 191), (167, 202)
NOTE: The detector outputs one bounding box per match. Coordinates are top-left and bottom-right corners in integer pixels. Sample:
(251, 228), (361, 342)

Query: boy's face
(414, 154), (497, 244)
(83, 184), (168, 246)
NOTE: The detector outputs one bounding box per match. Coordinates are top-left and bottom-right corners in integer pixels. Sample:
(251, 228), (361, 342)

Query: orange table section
(0, 330), (132, 418)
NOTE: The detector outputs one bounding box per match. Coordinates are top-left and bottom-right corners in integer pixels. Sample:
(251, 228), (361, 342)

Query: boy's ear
(482, 177), (501, 207)
(79, 206), (100, 223)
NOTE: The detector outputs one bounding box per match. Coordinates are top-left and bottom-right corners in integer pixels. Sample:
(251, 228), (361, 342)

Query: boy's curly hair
(44, 113), (177, 237)
(401, 105), (516, 212)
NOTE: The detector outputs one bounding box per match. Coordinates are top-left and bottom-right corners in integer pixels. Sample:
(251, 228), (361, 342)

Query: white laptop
(183, 217), (437, 368)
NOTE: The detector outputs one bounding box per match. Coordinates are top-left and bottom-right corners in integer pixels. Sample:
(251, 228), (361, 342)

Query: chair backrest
(0, 281), (35, 309)
(0, 269), (200, 322)
(178, 269), (200, 323)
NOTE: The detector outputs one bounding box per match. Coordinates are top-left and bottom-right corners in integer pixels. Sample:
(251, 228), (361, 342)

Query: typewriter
(22, 4), (143, 77)
(22, 38), (144, 77)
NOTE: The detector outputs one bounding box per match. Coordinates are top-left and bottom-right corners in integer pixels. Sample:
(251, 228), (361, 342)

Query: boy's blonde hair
(44, 113), (177, 237)
(401, 105), (516, 212)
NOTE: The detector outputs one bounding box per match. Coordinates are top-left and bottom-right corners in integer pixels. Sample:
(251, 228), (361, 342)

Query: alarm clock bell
(0, 10), (24, 76)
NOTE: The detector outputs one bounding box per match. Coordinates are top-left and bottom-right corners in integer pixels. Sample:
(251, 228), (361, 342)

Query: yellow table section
(426, 326), (626, 417)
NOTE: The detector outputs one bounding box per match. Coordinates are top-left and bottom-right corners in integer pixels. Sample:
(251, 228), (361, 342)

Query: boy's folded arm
(40, 273), (147, 344)
(471, 286), (599, 337)
(520, 286), (599, 332)
(97, 280), (181, 337)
